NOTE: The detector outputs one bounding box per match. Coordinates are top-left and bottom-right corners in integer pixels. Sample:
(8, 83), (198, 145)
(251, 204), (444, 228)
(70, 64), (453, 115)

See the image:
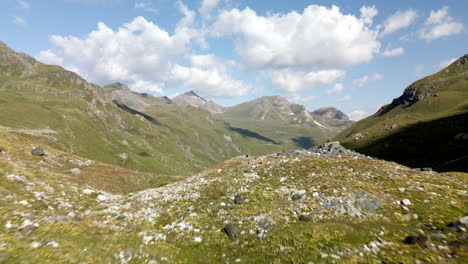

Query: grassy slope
(334, 58), (468, 172)
(0, 45), (280, 175)
(0, 131), (466, 263)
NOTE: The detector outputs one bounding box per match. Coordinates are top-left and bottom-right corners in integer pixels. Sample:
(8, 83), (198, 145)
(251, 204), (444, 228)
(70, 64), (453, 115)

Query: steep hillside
(172, 90), (224, 113)
(222, 96), (352, 149)
(334, 54), (468, 172)
(0, 133), (466, 263)
(0, 41), (280, 175)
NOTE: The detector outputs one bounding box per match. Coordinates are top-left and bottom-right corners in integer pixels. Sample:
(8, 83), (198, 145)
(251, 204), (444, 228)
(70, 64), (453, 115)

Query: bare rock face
(172, 91), (224, 114)
(310, 141), (365, 158)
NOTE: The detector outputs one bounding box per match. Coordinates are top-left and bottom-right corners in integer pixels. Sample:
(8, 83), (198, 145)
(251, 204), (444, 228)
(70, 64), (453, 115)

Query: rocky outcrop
(172, 91), (224, 113)
(310, 141), (365, 158)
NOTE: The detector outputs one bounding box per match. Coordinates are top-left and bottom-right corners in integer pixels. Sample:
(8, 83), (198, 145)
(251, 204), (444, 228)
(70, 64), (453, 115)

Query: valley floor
(0, 131), (467, 263)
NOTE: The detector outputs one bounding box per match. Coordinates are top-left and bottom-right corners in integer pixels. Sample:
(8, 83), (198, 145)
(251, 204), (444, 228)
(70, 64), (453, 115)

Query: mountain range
(0, 41), (350, 175)
(173, 90), (353, 149)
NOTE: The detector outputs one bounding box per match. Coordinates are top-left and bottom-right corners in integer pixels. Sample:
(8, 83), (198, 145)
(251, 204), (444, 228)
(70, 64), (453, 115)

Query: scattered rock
(291, 193), (302, 201)
(353, 133), (364, 141)
(448, 216), (468, 232)
(223, 223), (239, 237)
(83, 189), (95, 195)
(20, 225), (38, 236)
(404, 234), (432, 248)
(116, 215), (126, 220)
(454, 133), (468, 140)
(429, 233), (447, 241)
(69, 168), (81, 175)
(310, 141), (364, 158)
(234, 194), (244, 205)
(421, 167), (433, 172)
(30, 241), (42, 249)
(277, 149), (310, 156)
(299, 215), (312, 222)
(354, 190), (366, 199)
(96, 194), (108, 201)
(31, 147), (45, 156)
(402, 199), (412, 206)
(355, 199), (381, 213)
(46, 241), (60, 248)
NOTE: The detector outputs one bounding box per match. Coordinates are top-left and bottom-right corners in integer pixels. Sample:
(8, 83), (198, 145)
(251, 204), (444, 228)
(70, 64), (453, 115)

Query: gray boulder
(354, 190), (366, 199)
(291, 193), (303, 201)
(448, 216), (468, 232)
(234, 194), (244, 205)
(404, 234), (431, 248)
(32, 147), (45, 156)
(20, 225), (38, 236)
(355, 199), (381, 213)
(223, 223), (239, 237)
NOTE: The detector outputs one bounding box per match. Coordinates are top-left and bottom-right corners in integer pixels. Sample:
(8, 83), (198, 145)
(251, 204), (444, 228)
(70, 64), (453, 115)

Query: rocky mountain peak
(173, 91), (224, 113)
(455, 54), (468, 64)
(0, 40), (12, 52)
(184, 90), (206, 101)
(0, 41), (36, 68)
(312, 107), (349, 121)
(104, 82), (131, 92)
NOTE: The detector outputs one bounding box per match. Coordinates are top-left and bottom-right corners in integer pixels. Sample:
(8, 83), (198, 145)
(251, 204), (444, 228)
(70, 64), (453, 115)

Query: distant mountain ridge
(172, 90), (224, 113)
(0, 40), (283, 175)
(222, 95), (353, 149)
(334, 54), (468, 172)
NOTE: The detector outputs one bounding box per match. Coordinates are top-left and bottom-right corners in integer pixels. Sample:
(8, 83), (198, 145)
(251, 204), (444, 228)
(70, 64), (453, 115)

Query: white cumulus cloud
(199, 0), (220, 17)
(271, 69), (345, 93)
(348, 110), (368, 121)
(36, 5), (249, 98)
(170, 55), (250, 97)
(419, 6), (464, 41)
(135, 1), (158, 14)
(13, 16), (26, 25)
(287, 94), (316, 104)
(326, 83), (343, 96)
(338, 95), (352, 102)
(382, 47), (404, 57)
(211, 5), (381, 69)
(16, 0), (30, 9)
(380, 9), (418, 37)
(352, 73), (383, 87)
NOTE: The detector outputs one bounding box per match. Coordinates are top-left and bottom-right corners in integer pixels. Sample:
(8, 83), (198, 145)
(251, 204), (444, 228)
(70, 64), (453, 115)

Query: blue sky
(1, 0), (467, 120)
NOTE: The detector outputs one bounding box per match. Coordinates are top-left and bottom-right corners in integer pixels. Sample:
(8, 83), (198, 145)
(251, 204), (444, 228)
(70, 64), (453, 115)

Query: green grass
(0, 131), (466, 263)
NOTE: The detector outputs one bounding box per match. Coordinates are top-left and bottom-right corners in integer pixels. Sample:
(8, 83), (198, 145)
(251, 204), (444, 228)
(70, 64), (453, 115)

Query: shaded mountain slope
(334, 54), (468, 172)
